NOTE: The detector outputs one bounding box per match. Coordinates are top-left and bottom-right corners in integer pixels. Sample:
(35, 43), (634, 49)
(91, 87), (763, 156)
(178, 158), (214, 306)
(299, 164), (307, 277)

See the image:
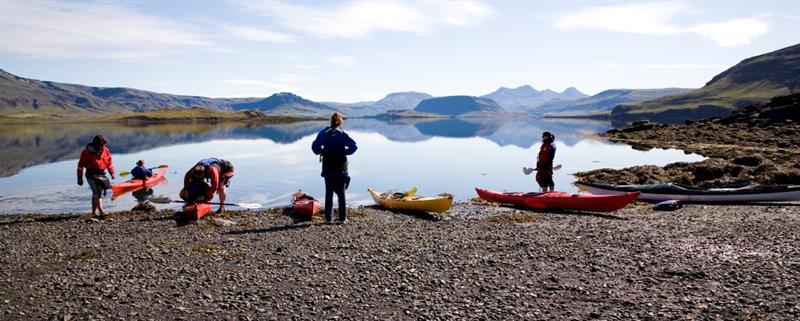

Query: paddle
(119, 164), (169, 177)
(522, 164), (562, 175)
(149, 196), (262, 209)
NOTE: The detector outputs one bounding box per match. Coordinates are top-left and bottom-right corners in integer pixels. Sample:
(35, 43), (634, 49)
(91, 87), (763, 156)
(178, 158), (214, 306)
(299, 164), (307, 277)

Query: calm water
(0, 118), (704, 214)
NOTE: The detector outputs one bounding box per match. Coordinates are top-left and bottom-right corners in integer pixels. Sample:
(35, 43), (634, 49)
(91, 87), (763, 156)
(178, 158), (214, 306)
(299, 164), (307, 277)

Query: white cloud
(289, 64), (323, 69)
(556, 2), (770, 47)
(222, 78), (301, 93)
(686, 19), (770, 46)
(276, 73), (303, 83)
(223, 25), (296, 43)
(643, 64), (727, 69)
(556, 2), (685, 35)
(224, 79), (273, 86)
(0, 1), (212, 60)
(235, 0), (493, 39)
(325, 56), (357, 66)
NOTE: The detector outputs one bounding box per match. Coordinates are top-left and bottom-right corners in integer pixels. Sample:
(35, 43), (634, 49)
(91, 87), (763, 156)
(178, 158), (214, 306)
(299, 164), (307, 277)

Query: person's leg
(324, 177), (334, 223)
(97, 197), (106, 216)
(87, 178), (99, 216)
(335, 176), (347, 222)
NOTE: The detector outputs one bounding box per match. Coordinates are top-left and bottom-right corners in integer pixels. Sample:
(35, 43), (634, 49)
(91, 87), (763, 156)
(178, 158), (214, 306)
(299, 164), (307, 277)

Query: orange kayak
(476, 188), (639, 212)
(183, 203), (212, 220)
(111, 167), (168, 200)
(292, 191), (319, 218)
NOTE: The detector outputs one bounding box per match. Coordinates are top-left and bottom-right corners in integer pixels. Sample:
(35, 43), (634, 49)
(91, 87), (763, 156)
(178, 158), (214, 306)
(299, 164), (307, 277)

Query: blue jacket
(131, 166), (153, 180)
(312, 127), (357, 177)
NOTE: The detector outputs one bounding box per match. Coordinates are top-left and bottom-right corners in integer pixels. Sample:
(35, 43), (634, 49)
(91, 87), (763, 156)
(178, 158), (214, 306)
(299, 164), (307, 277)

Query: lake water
(0, 118), (705, 214)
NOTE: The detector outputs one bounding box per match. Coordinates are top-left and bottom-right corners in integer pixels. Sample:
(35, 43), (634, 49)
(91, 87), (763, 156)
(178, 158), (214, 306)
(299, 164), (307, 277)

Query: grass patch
(485, 213), (536, 224)
(346, 208), (374, 219)
(740, 310), (765, 321)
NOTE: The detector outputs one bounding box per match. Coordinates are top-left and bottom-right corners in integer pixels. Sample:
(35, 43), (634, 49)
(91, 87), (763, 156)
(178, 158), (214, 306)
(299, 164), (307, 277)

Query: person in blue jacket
(312, 112), (358, 224)
(131, 160), (153, 180)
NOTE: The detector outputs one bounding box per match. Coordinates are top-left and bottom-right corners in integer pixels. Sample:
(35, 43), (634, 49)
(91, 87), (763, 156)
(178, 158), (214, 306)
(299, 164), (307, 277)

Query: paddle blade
(522, 167), (534, 175)
(405, 187), (417, 197)
(236, 203), (262, 209)
(149, 196), (173, 204)
(553, 164), (563, 171)
(119, 171), (131, 177)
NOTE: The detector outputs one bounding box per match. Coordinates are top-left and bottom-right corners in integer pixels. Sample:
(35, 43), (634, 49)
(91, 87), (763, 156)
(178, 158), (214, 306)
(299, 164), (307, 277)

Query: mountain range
(612, 43), (800, 123)
(2, 43), (796, 122)
(535, 88), (694, 116)
(480, 85), (588, 112)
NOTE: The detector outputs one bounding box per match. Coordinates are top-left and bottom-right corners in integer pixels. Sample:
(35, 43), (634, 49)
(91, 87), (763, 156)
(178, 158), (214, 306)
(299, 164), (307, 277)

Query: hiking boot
(340, 219), (349, 225)
(325, 220), (333, 225)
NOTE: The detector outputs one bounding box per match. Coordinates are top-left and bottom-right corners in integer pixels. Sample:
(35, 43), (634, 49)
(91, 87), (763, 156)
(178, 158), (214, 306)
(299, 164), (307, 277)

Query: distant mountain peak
(414, 95), (504, 116)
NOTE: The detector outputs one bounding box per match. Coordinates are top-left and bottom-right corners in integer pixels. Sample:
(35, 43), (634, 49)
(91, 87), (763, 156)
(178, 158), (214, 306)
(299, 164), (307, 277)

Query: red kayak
(183, 203), (212, 220)
(292, 190), (319, 218)
(111, 166), (168, 200)
(476, 188), (639, 212)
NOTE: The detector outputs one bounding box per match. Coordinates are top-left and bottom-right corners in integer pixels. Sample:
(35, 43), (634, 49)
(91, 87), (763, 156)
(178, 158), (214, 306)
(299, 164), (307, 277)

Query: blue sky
(1, 0), (798, 102)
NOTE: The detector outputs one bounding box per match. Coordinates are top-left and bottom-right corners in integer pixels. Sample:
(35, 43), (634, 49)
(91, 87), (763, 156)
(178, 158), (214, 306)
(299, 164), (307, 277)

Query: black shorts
(536, 172), (554, 188)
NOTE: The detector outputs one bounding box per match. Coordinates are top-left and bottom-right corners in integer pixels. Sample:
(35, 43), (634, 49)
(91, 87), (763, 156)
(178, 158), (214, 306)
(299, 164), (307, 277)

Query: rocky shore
(577, 94), (800, 186)
(1, 200), (799, 320)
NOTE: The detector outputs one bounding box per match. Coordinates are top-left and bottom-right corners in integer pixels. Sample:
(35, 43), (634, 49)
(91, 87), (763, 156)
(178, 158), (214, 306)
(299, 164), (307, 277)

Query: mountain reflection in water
(0, 118), (609, 178)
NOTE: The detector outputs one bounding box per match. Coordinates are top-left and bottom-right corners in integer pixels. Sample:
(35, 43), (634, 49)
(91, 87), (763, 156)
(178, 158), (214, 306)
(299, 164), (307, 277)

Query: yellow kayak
(368, 188), (454, 213)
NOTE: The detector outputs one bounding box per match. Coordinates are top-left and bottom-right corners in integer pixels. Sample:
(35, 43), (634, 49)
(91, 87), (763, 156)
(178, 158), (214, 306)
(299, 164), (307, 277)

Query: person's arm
(105, 149), (115, 179)
(206, 167), (220, 201)
(144, 167), (153, 177)
(184, 169), (192, 189)
(311, 129), (325, 155)
(344, 132), (358, 155)
(77, 149), (86, 186)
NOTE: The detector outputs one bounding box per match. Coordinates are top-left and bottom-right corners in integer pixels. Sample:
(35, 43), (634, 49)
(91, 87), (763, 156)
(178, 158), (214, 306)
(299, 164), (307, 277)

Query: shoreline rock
(577, 94), (800, 186)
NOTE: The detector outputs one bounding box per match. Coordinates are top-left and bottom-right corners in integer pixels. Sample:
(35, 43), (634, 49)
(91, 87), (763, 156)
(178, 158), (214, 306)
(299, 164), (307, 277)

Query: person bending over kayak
(77, 135), (115, 217)
(536, 131), (556, 192)
(130, 160), (153, 180)
(312, 112), (358, 224)
(180, 158), (234, 214)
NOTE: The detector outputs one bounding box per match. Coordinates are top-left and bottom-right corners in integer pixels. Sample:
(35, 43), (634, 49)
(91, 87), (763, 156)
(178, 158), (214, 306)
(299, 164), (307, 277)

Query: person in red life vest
(77, 135), (115, 217)
(180, 158), (234, 214)
(536, 131), (557, 192)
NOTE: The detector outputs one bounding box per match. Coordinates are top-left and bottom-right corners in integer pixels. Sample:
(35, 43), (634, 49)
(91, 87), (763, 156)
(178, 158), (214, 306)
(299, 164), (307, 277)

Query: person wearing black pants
(312, 112), (358, 224)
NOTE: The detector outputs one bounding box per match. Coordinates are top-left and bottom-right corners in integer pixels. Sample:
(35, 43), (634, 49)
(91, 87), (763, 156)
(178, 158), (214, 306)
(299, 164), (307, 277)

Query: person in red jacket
(77, 135), (115, 217)
(180, 158), (234, 214)
(536, 131), (557, 192)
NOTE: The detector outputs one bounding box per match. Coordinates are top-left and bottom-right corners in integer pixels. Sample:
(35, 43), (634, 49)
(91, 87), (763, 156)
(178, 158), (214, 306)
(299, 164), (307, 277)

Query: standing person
(312, 112), (358, 224)
(77, 135), (115, 217)
(130, 160), (153, 180)
(536, 131), (557, 192)
(180, 158), (234, 214)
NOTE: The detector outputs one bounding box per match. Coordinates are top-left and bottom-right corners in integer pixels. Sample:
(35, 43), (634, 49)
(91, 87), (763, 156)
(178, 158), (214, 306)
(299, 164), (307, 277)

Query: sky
(1, 0), (798, 102)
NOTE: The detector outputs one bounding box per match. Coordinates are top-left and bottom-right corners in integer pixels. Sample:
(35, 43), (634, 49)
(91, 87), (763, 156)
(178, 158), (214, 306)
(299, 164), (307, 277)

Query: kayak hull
(293, 198), (320, 218)
(368, 188), (453, 213)
(111, 167), (168, 200)
(476, 188), (639, 212)
(184, 203), (212, 220)
(576, 181), (800, 203)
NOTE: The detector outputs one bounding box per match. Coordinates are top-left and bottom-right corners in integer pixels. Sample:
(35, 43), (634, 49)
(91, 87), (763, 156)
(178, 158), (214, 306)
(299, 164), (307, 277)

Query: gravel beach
(1, 201), (798, 320)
